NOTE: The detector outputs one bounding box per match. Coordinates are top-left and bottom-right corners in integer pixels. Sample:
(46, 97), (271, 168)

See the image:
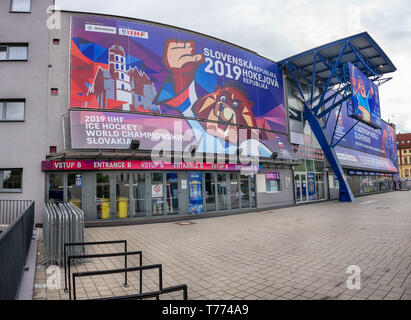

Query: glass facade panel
(217, 173), (228, 210)
(133, 173), (146, 217)
(166, 172), (179, 215)
(230, 173), (239, 209)
(67, 173), (82, 208)
(151, 172), (164, 216)
(240, 175), (250, 208)
(48, 173), (63, 203)
(116, 173), (129, 218)
(205, 172), (216, 211)
(96, 173), (110, 219)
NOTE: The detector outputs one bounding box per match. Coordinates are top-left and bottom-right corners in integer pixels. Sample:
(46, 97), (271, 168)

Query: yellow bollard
(101, 198), (110, 219)
(70, 199), (81, 208)
(117, 197), (128, 218)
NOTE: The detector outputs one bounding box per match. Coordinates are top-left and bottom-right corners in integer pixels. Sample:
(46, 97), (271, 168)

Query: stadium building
(0, 0), (399, 224)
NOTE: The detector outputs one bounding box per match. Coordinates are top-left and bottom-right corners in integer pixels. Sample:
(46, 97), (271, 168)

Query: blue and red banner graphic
(70, 15), (286, 133)
(69, 15), (294, 159)
(348, 62), (381, 128)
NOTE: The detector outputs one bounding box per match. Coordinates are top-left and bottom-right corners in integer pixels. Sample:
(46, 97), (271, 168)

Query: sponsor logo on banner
(85, 24), (116, 34)
(119, 28), (148, 39)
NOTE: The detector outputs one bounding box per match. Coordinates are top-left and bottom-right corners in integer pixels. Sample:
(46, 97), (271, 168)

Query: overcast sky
(56, 0), (411, 133)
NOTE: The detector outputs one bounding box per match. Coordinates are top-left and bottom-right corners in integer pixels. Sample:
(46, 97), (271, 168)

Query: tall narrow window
(10, 0), (31, 12)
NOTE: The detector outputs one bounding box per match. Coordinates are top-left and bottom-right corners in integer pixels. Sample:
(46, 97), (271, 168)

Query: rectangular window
(10, 0), (31, 12)
(0, 100), (25, 121)
(1, 169), (23, 192)
(266, 179), (280, 192)
(0, 44), (28, 60)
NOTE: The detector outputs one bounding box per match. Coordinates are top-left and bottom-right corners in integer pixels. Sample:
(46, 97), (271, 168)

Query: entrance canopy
(279, 32), (396, 87)
(279, 32), (397, 202)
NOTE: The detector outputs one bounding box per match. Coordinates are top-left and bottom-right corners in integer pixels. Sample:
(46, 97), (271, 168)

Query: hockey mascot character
(154, 40), (273, 157)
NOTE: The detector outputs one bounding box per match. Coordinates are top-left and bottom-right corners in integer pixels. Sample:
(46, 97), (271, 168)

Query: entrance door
(217, 173), (228, 210)
(294, 173), (308, 203)
(230, 173), (239, 209)
(204, 172), (216, 211)
(166, 172), (179, 215)
(240, 174), (250, 208)
(96, 173), (111, 219)
(151, 172), (165, 216)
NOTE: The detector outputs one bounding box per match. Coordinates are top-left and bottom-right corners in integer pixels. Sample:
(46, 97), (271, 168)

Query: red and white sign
(41, 160), (262, 172)
(152, 184), (163, 197)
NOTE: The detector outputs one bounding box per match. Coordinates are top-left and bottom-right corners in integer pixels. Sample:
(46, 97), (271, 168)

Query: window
(404, 158), (408, 165)
(10, 0), (31, 12)
(405, 169), (409, 177)
(51, 88), (58, 96)
(53, 39), (60, 45)
(0, 169), (22, 192)
(0, 100), (25, 121)
(266, 179), (280, 192)
(405, 150), (408, 154)
(0, 44), (28, 60)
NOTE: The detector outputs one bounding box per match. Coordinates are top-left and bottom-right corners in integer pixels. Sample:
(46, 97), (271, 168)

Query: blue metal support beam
(313, 42), (348, 115)
(280, 33), (395, 203)
(304, 104), (355, 202)
(317, 92), (352, 119)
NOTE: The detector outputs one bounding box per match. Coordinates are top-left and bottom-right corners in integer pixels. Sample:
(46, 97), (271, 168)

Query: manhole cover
(175, 221), (196, 225)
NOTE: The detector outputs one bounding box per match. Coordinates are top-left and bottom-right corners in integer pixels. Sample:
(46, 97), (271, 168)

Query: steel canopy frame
(279, 34), (395, 202)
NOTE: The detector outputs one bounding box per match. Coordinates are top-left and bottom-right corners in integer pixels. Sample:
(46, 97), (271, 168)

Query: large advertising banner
(70, 16), (287, 157)
(325, 91), (398, 172)
(348, 62), (381, 128)
(70, 110), (300, 160)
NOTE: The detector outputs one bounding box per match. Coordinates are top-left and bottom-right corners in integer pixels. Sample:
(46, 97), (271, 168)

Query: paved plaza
(33, 191), (411, 300)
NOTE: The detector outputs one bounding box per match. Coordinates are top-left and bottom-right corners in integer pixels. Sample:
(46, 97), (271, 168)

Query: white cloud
(55, 0), (411, 132)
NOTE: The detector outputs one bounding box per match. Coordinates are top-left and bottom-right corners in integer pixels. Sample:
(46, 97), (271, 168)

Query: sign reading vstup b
(348, 62), (381, 129)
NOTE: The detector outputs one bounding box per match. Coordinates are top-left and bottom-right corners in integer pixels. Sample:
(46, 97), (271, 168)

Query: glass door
(166, 172), (179, 215)
(151, 172), (164, 216)
(240, 174), (250, 208)
(132, 173), (146, 217)
(230, 173), (239, 209)
(96, 173), (111, 219)
(301, 173), (307, 202)
(217, 173), (228, 210)
(115, 173), (130, 219)
(204, 172), (216, 211)
(294, 173), (308, 203)
(67, 173), (82, 208)
(295, 173), (301, 203)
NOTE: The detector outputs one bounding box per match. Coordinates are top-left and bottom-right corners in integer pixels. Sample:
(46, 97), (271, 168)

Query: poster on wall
(307, 172), (316, 201)
(188, 172), (203, 214)
(70, 15), (287, 158)
(348, 63), (381, 128)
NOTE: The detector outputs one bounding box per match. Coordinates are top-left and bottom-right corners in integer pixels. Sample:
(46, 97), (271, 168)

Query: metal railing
(0, 200), (34, 300)
(63, 240), (128, 293)
(0, 200), (32, 225)
(43, 202), (85, 265)
(71, 264), (174, 300)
